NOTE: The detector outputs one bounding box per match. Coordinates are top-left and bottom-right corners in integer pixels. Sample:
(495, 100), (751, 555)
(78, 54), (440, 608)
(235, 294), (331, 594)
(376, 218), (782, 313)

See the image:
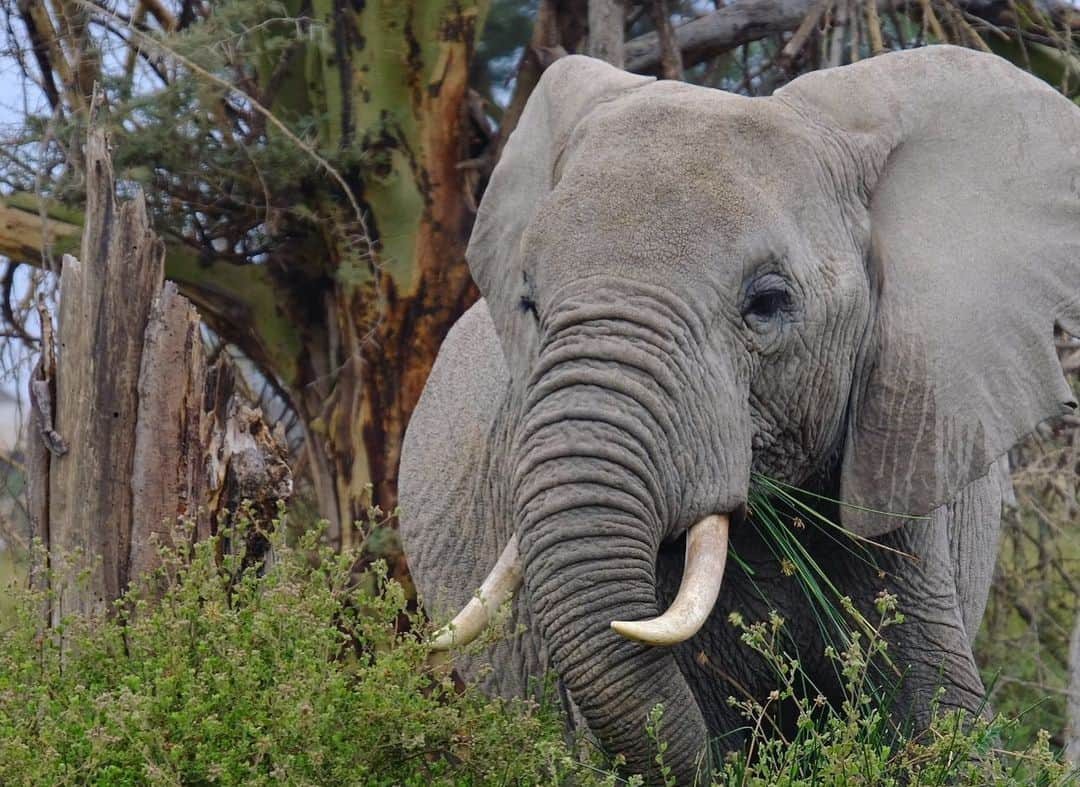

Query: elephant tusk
(610, 514), (729, 646)
(429, 534), (523, 650)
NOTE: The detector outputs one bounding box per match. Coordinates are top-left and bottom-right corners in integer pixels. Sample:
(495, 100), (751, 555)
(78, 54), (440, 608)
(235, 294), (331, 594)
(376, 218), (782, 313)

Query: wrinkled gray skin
(399, 46), (1080, 783)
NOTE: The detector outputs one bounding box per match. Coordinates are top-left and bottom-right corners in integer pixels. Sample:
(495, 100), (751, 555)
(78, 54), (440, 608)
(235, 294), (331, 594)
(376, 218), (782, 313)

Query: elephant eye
(746, 290), (789, 319)
(742, 275), (792, 324)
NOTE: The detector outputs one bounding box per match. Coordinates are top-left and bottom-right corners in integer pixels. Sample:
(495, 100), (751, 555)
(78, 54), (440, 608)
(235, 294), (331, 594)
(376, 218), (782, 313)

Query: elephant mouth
(430, 513), (731, 650)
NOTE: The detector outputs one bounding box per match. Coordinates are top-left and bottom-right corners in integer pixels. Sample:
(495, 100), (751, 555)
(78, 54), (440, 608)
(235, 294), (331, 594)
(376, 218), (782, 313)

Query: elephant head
(411, 46), (1080, 780)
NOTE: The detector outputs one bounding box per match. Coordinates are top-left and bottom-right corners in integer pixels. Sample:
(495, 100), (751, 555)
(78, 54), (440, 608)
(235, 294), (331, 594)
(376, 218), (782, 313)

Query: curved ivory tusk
(430, 534), (523, 651)
(610, 514), (729, 646)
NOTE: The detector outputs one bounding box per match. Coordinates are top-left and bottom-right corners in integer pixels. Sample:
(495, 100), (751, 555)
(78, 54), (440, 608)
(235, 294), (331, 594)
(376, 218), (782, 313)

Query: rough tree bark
(649, 0), (685, 80)
(130, 284), (292, 582)
(287, 1), (486, 555)
(589, 0), (625, 67)
(44, 125), (166, 618)
(27, 122), (291, 626)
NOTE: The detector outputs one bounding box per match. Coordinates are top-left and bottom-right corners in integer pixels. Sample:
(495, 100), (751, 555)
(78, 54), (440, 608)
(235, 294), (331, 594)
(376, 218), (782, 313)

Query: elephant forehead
(521, 85), (822, 279)
(528, 167), (746, 261)
(570, 82), (821, 195)
(523, 153), (785, 285)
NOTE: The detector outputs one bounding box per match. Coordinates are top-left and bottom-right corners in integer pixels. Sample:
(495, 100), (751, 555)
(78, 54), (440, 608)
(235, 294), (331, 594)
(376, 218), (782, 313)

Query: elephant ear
(468, 56), (653, 382)
(776, 46), (1080, 536)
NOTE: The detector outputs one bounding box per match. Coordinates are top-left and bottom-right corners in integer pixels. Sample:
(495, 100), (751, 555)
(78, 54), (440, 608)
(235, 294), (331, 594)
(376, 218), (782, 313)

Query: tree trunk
(4, 2), (497, 579)
(263, 0), (487, 560)
(7, 2), (488, 570)
(589, 0), (625, 67)
(43, 125), (166, 619)
(27, 122), (291, 627)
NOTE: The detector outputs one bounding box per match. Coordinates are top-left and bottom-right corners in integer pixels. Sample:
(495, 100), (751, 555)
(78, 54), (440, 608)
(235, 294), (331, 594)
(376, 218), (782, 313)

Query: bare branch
(140, 0), (177, 31)
(650, 0), (685, 80)
(0, 196), (81, 264)
(17, 2), (74, 111)
(1, 262), (35, 346)
(625, 0), (1079, 73)
(779, 0), (831, 66)
(0, 194), (300, 389)
(626, 0), (821, 72)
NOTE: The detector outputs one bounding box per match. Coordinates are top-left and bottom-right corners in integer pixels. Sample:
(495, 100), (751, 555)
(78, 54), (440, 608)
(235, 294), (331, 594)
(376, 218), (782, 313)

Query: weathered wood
(625, 0), (821, 72)
(29, 122), (292, 622)
(204, 359), (292, 528)
(130, 293), (292, 582)
(0, 198), (81, 265)
(27, 298), (58, 622)
(48, 125), (165, 620)
(129, 282), (207, 582)
(649, 0), (685, 80)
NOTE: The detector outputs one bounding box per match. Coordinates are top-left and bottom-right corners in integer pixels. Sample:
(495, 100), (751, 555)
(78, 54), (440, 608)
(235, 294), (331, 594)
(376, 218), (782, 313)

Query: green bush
(976, 414), (1080, 749)
(0, 516), (598, 786)
(1, 512), (1074, 785)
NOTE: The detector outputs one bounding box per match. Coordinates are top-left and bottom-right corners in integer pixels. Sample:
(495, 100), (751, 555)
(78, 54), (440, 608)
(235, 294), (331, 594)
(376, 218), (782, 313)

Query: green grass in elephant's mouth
(742, 474), (925, 681)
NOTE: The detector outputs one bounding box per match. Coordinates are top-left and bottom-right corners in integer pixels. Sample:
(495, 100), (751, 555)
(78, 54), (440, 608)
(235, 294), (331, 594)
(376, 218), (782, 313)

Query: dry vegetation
(976, 341), (1080, 749)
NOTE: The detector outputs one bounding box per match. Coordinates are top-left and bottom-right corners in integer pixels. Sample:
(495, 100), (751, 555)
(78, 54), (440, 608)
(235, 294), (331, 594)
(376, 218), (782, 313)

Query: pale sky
(0, 23), (54, 450)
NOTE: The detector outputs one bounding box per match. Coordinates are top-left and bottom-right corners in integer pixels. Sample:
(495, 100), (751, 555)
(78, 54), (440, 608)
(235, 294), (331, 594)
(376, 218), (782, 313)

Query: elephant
(398, 45), (1080, 783)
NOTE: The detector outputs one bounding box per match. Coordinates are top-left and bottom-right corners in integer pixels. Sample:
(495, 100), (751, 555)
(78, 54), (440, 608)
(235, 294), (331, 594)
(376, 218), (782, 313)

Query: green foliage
(743, 465), (1080, 781)
(646, 704), (678, 787)
(746, 475), (883, 652)
(1, 508), (1074, 785)
(0, 546), (23, 620)
(0, 514), (601, 786)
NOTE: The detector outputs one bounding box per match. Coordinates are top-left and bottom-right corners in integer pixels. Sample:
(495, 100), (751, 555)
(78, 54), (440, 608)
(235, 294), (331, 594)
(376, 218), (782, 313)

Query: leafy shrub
(1, 510), (1074, 785)
(0, 515), (601, 786)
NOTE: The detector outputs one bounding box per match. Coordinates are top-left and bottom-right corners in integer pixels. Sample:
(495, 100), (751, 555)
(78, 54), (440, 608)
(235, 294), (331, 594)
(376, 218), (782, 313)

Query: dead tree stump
(27, 124), (291, 625)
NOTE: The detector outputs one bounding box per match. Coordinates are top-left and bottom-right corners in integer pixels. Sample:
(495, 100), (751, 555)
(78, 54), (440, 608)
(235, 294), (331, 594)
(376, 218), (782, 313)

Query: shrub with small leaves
(2, 506), (1075, 785)
(0, 511), (609, 786)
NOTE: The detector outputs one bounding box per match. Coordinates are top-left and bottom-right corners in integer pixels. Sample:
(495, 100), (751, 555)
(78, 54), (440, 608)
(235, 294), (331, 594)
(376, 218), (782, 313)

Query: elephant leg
(842, 513), (987, 731)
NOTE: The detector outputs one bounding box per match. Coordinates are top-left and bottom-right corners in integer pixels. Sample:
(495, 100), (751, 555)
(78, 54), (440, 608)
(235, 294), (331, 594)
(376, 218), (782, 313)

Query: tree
(27, 119), (291, 624)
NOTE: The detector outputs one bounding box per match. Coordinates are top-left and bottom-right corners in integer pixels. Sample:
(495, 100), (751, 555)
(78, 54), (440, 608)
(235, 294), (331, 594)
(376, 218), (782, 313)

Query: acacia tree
(0, 0), (1076, 569)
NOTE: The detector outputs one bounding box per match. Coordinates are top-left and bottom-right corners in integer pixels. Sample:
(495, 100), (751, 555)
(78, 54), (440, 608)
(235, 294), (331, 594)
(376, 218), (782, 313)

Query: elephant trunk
(516, 465), (710, 780)
(512, 298), (748, 780)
